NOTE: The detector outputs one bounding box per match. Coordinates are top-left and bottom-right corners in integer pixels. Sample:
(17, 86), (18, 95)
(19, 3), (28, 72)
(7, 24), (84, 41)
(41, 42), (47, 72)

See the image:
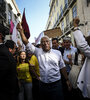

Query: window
(65, 0), (68, 8)
(54, 5), (56, 12)
(72, 5), (77, 18)
(61, 20), (64, 32)
(66, 14), (69, 26)
(52, 11), (54, 17)
(55, 17), (56, 23)
(60, 5), (63, 17)
(8, 4), (12, 24)
(8, 10), (12, 24)
(0, 0), (6, 13)
(57, 12), (59, 19)
(56, 0), (58, 6)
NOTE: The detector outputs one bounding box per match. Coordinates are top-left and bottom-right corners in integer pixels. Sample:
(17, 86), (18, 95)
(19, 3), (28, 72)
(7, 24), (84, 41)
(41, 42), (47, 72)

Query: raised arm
(73, 17), (90, 58)
(16, 23), (29, 45)
(17, 22), (39, 55)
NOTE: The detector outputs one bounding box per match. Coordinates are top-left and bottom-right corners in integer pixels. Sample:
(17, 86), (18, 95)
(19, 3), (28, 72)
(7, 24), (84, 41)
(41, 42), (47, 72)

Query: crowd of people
(0, 17), (90, 100)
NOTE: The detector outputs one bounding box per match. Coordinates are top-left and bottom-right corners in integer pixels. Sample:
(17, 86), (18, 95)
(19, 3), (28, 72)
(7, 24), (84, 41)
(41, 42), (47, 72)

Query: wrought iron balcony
(0, 23), (9, 35)
(0, 12), (6, 21)
(49, 0), (55, 15)
(0, 0), (6, 12)
(59, 13), (64, 21)
(68, 0), (77, 8)
(70, 20), (74, 30)
(64, 25), (70, 33)
(63, 4), (69, 16)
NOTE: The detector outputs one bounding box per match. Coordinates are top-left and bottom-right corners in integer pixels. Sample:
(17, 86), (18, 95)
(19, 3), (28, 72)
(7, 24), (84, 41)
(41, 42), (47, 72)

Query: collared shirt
(63, 48), (75, 64)
(26, 43), (65, 83)
(70, 45), (77, 53)
(63, 48), (75, 73)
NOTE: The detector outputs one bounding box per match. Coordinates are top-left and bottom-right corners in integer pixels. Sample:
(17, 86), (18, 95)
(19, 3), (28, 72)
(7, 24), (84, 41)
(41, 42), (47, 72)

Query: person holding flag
(17, 22), (72, 100)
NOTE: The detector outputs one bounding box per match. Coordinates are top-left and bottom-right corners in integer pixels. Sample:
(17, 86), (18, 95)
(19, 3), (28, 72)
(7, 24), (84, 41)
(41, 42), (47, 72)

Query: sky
(15, 0), (50, 43)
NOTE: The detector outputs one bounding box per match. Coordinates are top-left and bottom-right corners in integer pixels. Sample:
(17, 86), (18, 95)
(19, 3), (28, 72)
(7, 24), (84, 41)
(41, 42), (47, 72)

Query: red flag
(22, 8), (30, 39)
(10, 20), (14, 34)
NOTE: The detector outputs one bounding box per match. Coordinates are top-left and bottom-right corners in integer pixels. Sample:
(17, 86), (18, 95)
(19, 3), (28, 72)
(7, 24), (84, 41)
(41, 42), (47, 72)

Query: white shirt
(73, 29), (90, 98)
(70, 45), (77, 53)
(63, 48), (75, 64)
(26, 43), (65, 83)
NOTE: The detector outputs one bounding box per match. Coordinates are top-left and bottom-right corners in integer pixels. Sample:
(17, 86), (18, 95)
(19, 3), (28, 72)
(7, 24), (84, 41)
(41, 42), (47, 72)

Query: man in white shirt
(17, 23), (71, 100)
(73, 17), (90, 99)
(63, 36), (75, 74)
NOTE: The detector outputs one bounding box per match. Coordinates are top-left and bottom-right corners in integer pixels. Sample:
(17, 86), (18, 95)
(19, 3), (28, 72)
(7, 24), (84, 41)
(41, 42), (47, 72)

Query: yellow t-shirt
(29, 55), (40, 78)
(17, 63), (32, 82)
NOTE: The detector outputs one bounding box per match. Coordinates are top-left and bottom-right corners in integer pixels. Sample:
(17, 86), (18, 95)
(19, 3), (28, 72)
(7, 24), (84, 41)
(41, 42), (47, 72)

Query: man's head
(63, 36), (71, 49)
(5, 40), (16, 55)
(52, 38), (59, 49)
(41, 36), (51, 52)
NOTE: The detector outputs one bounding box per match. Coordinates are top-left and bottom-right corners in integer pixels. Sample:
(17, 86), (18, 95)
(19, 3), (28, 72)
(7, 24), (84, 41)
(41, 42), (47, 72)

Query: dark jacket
(0, 44), (19, 100)
(58, 47), (64, 56)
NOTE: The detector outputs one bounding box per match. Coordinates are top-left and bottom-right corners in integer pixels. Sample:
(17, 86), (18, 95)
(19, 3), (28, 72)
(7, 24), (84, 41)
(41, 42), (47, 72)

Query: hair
(40, 35), (50, 43)
(75, 19), (80, 25)
(73, 17), (80, 25)
(5, 40), (15, 49)
(18, 51), (29, 64)
(52, 38), (58, 43)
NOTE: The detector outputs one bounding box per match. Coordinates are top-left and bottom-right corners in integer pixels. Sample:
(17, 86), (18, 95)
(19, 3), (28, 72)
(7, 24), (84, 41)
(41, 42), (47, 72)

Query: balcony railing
(0, 12), (6, 21)
(70, 20), (73, 28)
(63, 4), (69, 16)
(59, 13), (64, 21)
(0, 23), (9, 35)
(64, 25), (70, 33)
(0, 0), (6, 12)
(49, 0), (55, 15)
(64, 20), (74, 34)
(68, 0), (77, 8)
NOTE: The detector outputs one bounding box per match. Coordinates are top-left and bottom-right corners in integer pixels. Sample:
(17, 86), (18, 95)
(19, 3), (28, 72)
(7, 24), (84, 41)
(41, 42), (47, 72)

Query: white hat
(63, 36), (71, 42)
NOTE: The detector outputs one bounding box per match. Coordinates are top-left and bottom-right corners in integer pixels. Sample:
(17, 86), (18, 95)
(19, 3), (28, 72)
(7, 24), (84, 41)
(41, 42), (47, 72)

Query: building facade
(46, 0), (90, 43)
(0, 0), (21, 38)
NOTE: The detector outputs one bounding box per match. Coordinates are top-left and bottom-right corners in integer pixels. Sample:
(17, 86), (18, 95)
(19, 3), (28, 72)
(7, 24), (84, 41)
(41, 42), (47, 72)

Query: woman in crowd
(17, 51), (39, 100)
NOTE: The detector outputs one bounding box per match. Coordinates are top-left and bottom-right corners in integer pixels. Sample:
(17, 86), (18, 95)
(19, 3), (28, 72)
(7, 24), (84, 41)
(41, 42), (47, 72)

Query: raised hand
(16, 22), (29, 45)
(16, 23), (23, 33)
(73, 17), (80, 27)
